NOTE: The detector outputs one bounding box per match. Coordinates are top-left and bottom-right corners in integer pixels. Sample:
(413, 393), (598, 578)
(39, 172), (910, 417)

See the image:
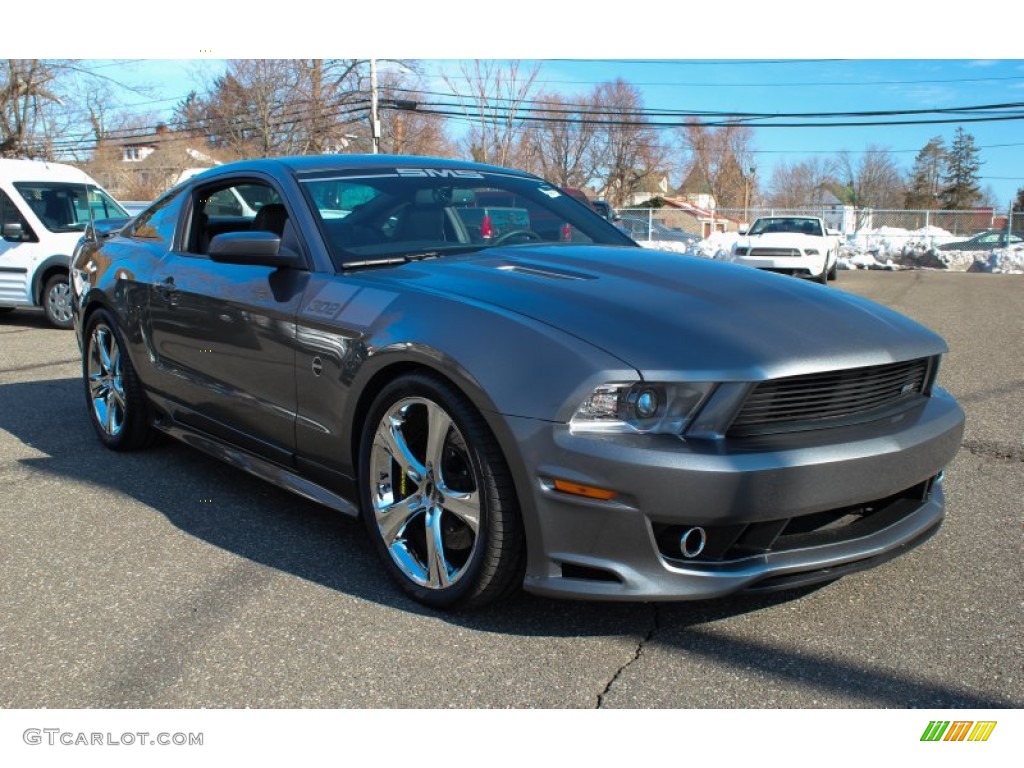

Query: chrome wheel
(368, 396), (481, 590)
(87, 323), (127, 437)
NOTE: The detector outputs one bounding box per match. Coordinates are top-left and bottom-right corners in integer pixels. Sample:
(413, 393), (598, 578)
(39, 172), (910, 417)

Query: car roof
(0, 158), (99, 185)
(187, 154), (540, 180)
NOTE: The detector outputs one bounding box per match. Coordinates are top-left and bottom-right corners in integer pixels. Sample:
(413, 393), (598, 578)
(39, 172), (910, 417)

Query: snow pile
(638, 239), (691, 254)
(643, 225), (1022, 274)
(686, 230), (740, 260)
(969, 245), (1024, 274)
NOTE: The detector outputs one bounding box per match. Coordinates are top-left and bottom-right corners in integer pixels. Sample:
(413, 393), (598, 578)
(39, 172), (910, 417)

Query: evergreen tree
(904, 136), (946, 209)
(940, 128), (983, 210)
(1013, 186), (1024, 213)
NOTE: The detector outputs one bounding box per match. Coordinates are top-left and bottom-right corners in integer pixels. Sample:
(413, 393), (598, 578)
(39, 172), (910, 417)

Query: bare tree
(678, 119), (756, 209)
(522, 89), (603, 188)
(443, 60), (540, 167)
(288, 59), (375, 154)
(376, 70), (455, 158)
(0, 59), (69, 158)
(765, 157), (839, 208)
(591, 79), (667, 207)
(837, 146), (905, 210)
(172, 60), (302, 158)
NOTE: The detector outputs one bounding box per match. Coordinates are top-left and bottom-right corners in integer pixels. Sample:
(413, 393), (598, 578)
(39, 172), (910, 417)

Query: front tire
(83, 309), (157, 451)
(43, 273), (74, 329)
(358, 372), (524, 610)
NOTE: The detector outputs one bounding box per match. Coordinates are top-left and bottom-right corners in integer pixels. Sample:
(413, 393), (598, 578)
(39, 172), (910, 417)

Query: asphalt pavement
(0, 270), (1020, 709)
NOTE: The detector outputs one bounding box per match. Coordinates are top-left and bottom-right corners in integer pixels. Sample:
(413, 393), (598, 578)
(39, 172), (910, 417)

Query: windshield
(299, 168), (634, 266)
(748, 217), (824, 237)
(13, 182), (128, 233)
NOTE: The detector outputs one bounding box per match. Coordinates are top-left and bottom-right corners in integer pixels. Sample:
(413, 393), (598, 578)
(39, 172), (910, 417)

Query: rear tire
(358, 372), (524, 610)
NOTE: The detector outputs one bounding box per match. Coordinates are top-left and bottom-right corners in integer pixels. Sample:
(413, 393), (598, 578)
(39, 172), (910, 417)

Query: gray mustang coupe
(71, 156), (964, 609)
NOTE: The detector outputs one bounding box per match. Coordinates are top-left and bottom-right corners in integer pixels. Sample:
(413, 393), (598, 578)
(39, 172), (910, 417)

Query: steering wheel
(492, 229), (544, 246)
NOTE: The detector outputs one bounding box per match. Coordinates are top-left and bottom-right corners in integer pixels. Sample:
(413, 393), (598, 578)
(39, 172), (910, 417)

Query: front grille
(729, 357), (933, 436)
(750, 247), (800, 258)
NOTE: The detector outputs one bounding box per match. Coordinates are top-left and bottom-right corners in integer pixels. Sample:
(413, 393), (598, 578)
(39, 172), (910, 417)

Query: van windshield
(13, 182), (128, 233)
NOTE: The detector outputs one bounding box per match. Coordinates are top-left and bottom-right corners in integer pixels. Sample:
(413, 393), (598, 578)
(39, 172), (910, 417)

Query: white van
(0, 159), (128, 328)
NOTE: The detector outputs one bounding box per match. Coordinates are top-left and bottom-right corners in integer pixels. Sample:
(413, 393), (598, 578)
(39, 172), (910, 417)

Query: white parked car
(0, 159), (128, 328)
(730, 216), (841, 284)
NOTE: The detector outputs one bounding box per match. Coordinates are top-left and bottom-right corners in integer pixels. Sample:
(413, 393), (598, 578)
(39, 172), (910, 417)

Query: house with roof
(659, 198), (743, 238)
(85, 125), (223, 201)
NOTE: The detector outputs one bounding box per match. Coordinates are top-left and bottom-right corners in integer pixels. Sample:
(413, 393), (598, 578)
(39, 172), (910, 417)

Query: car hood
(367, 244), (947, 380)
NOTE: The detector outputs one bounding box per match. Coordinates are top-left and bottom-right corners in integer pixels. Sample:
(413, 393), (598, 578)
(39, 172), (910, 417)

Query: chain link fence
(614, 205), (1021, 251)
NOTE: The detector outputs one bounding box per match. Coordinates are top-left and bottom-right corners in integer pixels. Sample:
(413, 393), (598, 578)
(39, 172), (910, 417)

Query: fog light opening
(680, 527), (707, 559)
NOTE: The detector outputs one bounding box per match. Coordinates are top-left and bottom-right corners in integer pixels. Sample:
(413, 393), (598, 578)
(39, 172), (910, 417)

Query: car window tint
(127, 188), (186, 244)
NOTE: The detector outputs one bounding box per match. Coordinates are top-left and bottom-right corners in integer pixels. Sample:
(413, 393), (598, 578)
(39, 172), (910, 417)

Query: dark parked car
(936, 229), (1022, 251)
(71, 155), (964, 610)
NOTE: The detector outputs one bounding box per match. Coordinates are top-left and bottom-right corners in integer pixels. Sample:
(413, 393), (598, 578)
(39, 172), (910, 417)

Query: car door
(143, 176), (310, 464)
(0, 188), (41, 306)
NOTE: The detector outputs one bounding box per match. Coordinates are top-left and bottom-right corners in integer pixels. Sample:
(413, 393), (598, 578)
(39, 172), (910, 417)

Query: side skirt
(155, 420), (360, 517)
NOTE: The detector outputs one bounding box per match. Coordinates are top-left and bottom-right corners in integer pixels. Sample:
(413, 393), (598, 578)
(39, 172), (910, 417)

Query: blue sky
(92, 58), (1024, 207)
(22, 1), (1022, 205)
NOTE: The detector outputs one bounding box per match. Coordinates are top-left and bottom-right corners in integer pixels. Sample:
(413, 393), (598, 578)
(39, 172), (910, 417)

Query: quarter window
(127, 188), (186, 244)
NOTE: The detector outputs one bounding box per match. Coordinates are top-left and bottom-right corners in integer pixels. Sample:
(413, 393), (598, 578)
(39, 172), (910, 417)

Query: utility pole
(370, 58), (380, 155)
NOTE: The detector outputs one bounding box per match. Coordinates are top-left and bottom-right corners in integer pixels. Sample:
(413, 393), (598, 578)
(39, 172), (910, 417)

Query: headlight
(805, 248), (819, 255)
(570, 382), (715, 434)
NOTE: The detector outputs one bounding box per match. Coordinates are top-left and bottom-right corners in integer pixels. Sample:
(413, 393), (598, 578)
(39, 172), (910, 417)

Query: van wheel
(43, 274), (74, 329)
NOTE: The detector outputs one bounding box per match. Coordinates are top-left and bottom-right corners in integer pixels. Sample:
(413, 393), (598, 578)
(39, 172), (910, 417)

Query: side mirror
(2, 221), (24, 240)
(738, 225), (749, 235)
(85, 218), (131, 242)
(209, 231), (300, 268)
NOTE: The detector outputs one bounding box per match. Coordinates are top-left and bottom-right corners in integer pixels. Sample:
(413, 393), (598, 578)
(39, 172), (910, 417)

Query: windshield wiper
(342, 252), (440, 269)
(342, 246), (486, 270)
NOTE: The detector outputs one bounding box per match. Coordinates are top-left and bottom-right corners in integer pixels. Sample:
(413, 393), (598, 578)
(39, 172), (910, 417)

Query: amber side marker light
(552, 479), (618, 501)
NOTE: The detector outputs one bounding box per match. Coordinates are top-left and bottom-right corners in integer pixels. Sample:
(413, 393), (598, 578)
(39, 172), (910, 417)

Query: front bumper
(509, 388), (964, 601)
(733, 252), (826, 277)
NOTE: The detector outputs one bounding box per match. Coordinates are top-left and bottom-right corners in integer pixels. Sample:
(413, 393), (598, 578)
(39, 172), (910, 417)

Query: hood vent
(495, 263), (593, 281)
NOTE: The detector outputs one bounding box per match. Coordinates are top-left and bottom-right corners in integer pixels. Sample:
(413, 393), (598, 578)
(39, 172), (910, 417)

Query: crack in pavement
(961, 439), (1024, 463)
(597, 604), (660, 708)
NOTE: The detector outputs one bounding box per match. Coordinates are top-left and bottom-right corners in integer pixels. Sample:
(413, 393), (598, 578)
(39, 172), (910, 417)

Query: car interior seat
(251, 203), (289, 236)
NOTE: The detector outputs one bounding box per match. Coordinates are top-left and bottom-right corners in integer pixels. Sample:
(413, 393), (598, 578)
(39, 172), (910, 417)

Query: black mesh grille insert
(729, 357), (933, 436)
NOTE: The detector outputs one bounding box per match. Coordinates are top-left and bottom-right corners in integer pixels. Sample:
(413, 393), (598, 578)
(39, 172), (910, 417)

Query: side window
(0, 189), (35, 242)
(188, 180), (286, 256)
(128, 188), (186, 245)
